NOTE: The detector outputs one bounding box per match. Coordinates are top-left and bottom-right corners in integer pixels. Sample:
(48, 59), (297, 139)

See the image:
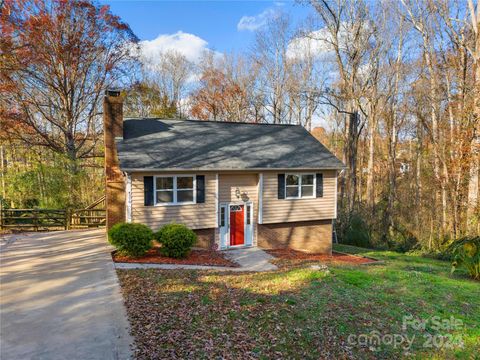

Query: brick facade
(193, 228), (216, 249)
(257, 220), (332, 254)
(104, 93), (125, 230)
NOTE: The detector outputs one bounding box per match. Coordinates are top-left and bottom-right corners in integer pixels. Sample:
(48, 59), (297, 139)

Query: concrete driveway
(0, 229), (132, 360)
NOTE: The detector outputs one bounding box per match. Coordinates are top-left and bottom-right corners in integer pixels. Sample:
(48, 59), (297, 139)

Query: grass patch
(117, 245), (479, 359)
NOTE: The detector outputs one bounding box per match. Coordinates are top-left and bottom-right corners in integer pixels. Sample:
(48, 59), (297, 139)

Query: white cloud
(139, 31), (219, 64)
(237, 8), (279, 31)
(287, 22), (373, 60)
(287, 28), (334, 60)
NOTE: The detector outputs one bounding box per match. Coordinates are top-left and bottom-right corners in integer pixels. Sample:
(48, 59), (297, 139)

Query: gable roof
(116, 118), (345, 171)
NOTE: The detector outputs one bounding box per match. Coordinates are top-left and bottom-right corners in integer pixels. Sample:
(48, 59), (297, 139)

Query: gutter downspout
(125, 172), (132, 223)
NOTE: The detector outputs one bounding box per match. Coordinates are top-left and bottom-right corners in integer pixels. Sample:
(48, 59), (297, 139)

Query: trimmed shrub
(108, 222), (153, 258)
(154, 224), (197, 259)
(448, 236), (480, 280)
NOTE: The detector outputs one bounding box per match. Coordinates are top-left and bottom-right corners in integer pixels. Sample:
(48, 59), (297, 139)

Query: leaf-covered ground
(266, 248), (376, 265)
(117, 245), (480, 359)
(112, 248), (238, 267)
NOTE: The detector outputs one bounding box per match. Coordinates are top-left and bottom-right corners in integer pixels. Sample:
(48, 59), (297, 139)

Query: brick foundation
(193, 228), (216, 250)
(257, 220), (332, 254)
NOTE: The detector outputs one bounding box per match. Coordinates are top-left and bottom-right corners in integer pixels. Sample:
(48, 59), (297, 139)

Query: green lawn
(117, 245), (479, 359)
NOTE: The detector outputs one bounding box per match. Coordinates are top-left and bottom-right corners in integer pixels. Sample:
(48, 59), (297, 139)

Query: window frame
(246, 203), (252, 225)
(220, 206), (226, 227)
(154, 175), (196, 206)
(284, 173), (316, 199)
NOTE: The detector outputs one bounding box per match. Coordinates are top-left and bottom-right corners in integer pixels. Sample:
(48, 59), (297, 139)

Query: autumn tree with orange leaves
(0, 0), (138, 169)
(190, 68), (242, 121)
(190, 54), (261, 122)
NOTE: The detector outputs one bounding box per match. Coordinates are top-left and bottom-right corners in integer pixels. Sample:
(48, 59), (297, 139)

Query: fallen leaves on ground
(116, 248), (479, 359)
(112, 248), (239, 267)
(266, 249), (376, 264)
(117, 268), (357, 359)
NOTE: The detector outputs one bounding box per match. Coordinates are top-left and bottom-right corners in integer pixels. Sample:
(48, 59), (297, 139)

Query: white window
(285, 174), (315, 199)
(155, 175), (195, 205)
(220, 206), (226, 227)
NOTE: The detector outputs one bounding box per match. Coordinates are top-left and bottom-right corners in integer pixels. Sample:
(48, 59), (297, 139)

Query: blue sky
(101, 1), (328, 127)
(102, 1), (311, 55)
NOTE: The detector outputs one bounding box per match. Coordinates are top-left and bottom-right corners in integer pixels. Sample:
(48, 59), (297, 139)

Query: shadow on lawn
(117, 263), (479, 360)
(118, 268), (354, 359)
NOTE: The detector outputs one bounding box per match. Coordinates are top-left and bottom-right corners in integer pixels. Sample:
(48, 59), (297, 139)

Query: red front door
(230, 205), (245, 246)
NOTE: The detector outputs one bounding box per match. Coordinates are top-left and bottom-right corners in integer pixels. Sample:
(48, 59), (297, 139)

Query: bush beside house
(342, 214), (371, 248)
(108, 222), (153, 257)
(448, 236), (480, 280)
(154, 224), (197, 259)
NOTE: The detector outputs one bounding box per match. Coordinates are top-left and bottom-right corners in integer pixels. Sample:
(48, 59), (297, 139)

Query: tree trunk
(423, 47), (446, 238)
(346, 111), (359, 214)
(415, 122), (423, 241)
(467, 7), (480, 234)
(366, 111), (376, 210)
(467, 145), (480, 233)
(0, 145), (5, 201)
(387, 113), (398, 232)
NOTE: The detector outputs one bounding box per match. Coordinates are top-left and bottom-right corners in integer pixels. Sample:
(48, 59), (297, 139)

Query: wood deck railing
(0, 208), (106, 231)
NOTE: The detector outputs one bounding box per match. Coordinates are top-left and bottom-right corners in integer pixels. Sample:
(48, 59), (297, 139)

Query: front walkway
(0, 229), (132, 360)
(224, 247), (278, 271)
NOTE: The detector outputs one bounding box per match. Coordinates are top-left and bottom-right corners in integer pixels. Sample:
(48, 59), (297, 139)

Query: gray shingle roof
(116, 118), (345, 171)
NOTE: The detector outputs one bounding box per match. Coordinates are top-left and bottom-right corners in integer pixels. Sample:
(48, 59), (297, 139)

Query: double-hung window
(285, 174), (315, 199)
(155, 175), (195, 205)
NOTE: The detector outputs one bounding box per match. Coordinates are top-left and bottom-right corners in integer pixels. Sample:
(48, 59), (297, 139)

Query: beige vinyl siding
(131, 172), (216, 231)
(218, 173), (258, 204)
(218, 173), (259, 246)
(261, 170), (337, 224)
(130, 170), (337, 232)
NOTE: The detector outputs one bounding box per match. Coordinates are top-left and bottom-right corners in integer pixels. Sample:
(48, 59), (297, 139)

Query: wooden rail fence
(0, 208), (106, 231)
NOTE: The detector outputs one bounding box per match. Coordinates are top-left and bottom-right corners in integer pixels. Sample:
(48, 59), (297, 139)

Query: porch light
(235, 187), (241, 199)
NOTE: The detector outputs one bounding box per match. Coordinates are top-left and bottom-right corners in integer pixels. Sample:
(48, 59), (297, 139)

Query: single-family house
(104, 90), (345, 254)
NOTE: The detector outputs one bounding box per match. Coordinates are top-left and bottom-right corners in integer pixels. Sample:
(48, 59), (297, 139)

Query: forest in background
(1, 0), (479, 253)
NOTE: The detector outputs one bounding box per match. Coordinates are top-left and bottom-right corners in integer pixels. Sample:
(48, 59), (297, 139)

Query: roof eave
(121, 166), (346, 172)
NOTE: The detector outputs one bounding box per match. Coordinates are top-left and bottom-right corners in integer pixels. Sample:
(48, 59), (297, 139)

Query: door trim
(219, 201), (254, 249)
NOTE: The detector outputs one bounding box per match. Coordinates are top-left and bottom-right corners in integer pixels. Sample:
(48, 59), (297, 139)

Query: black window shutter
(144, 176), (154, 206)
(278, 174), (285, 199)
(316, 173), (324, 198)
(196, 175), (205, 203)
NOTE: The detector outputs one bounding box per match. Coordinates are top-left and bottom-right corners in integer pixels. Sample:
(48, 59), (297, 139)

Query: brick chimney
(104, 90), (125, 230)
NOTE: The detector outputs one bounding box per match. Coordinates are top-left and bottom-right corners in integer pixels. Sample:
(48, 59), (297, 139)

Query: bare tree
(146, 51), (193, 118)
(308, 0), (376, 214)
(252, 13), (294, 124)
(465, 0), (480, 234)
(400, 0), (450, 237)
(286, 35), (324, 131)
